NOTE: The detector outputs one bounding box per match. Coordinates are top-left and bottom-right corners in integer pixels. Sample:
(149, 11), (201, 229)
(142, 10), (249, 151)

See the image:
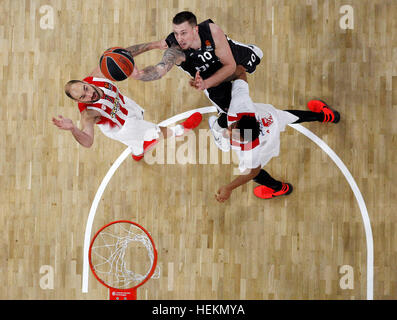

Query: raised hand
(52, 115), (74, 131)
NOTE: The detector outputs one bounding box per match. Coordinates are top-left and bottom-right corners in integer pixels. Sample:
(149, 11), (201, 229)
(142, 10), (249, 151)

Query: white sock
(169, 124), (184, 137)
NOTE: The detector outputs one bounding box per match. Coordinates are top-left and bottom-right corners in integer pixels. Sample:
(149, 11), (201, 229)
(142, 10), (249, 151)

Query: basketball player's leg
(208, 111), (230, 152)
(205, 82), (233, 151)
(124, 119), (161, 159)
(252, 169), (293, 199)
(253, 169), (282, 190)
(205, 81), (232, 117)
(132, 112), (203, 161)
(285, 110), (325, 123)
(160, 111), (203, 138)
(285, 100), (340, 124)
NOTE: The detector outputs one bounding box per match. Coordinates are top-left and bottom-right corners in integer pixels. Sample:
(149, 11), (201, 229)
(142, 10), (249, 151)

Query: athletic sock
(285, 110), (325, 123)
(169, 124), (184, 137)
(253, 169), (283, 191)
(217, 113), (228, 128)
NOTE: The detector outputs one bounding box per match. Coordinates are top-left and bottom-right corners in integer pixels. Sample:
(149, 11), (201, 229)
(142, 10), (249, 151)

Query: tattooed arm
(125, 40), (168, 57)
(88, 40), (167, 78)
(136, 45), (186, 81)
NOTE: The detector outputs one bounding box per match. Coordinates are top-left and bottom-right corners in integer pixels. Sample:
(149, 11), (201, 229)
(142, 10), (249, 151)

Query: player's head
(228, 115), (260, 142)
(64, 80), (101, 103)
(172, 11), (198, 50)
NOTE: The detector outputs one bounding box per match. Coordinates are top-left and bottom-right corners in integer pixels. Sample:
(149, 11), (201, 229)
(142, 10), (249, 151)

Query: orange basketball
(99, 47), (135, 81)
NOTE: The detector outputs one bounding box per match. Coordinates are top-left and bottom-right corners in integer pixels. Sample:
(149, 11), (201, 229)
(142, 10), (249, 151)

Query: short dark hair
(172, 11), (197, 26)
(64, 80), (83, 100)
(235, 115), (260, 142)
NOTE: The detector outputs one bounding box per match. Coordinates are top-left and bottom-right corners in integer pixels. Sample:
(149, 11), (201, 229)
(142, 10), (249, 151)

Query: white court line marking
(290, 123), (373, 300)
(81, 107), (373, 300)
(81, 107), (215, 293)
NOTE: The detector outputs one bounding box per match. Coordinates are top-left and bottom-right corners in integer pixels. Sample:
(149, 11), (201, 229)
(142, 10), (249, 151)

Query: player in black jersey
(133, 11), (263, 151)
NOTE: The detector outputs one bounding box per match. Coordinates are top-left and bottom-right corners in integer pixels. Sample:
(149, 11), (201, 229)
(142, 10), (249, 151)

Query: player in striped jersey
(211, 66), (340, 202)
(53, 41), (202, 161)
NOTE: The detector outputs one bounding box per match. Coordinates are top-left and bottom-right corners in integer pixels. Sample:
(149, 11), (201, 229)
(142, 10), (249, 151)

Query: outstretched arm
(136, 45), (186, 81)
(52, 110), (99, 148)
(88, 40), (168, 78)
(125, 40), (168, 57)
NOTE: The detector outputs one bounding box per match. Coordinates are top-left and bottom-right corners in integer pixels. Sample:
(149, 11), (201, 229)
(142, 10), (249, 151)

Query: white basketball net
(90, 222), (160, 289)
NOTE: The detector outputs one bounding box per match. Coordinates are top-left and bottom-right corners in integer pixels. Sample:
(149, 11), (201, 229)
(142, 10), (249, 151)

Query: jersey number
(246, 53), (257, 67)
(195, 52), (213, 73)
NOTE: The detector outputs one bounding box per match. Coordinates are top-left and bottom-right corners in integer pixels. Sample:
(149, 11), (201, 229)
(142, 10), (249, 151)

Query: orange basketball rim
(88, 220), (158, 300)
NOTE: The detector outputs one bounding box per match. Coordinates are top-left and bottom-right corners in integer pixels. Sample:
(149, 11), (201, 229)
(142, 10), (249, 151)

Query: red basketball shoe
(253, 183), (293, 199)
(176, 112), (203, 136)
(131, 139), (159, 161)
(307, 100), (340, 123)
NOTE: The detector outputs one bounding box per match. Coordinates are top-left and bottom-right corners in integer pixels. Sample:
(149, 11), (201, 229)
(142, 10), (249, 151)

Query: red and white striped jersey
(227, 80), (298, 172)
(227, 80), (272, 153)
(78, 77), (129, 129)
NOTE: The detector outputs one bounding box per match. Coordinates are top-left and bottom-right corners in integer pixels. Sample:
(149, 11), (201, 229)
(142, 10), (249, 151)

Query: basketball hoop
(88, 220), (160, 300)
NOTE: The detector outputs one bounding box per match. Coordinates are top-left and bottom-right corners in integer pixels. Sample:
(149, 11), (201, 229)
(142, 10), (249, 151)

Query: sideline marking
(290, 123), (373, 300)
(82, 107), (373, 300)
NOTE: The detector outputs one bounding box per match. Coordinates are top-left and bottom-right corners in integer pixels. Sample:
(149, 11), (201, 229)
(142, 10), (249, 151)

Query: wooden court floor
(0, 0), (396, 299)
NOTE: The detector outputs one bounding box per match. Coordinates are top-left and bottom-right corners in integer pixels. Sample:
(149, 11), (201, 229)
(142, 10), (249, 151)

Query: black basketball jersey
(165, 19), (259, 80)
